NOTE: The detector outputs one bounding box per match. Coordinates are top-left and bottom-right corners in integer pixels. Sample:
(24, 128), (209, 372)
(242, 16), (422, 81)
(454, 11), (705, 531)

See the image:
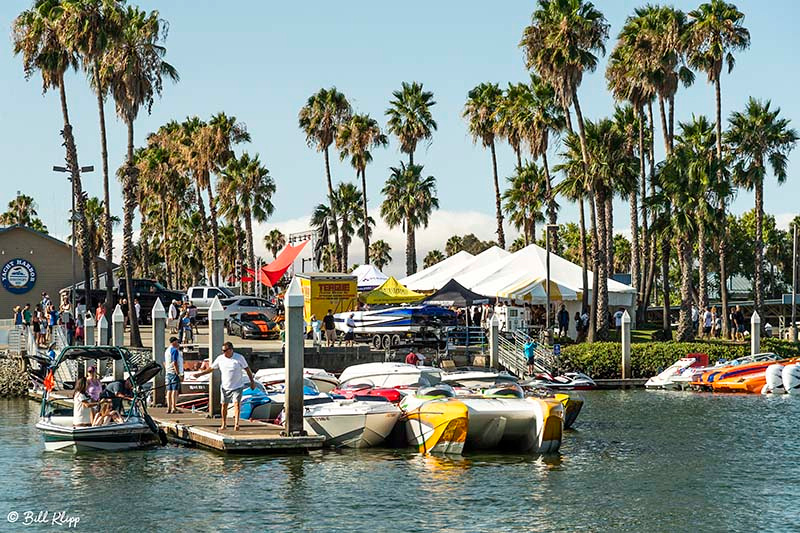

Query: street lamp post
(545, 224), (558, 345)
(53, 164), (93, 316)
(792, 223), (797, 342)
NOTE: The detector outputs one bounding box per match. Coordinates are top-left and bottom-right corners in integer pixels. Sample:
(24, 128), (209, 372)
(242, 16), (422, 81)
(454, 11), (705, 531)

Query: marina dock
(149, 408), (325, 453)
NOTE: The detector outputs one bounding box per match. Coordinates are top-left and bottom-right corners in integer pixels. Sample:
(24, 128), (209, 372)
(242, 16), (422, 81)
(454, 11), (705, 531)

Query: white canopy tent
(407, 246), (510, 292)
(352, 264), (389, 292)
(400, 250), (474, 292)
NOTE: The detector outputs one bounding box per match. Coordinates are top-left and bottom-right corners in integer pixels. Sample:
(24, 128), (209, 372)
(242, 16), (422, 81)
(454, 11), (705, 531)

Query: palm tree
(424, 250), (445, 269)
(299, 88), (352, 270)
(494, 83), (528, 167)
(369, 240), (392, 270)
(333, 182), (363, 271)
(688, 0), (750, 338)
(385, 81), (437, 166)
(381, 163), (439, 275)
(502, 162), (546, 246)
(726, 98), (798, 323)
(80, 196), (118, 286)
(263, 229), (286, 259)
(520, 0), (609, 341)
(0, 193), (39, 226)
(62, 0), (123, 313)
(13, 0), (93, 305)
(218, 152), (275, 293)
(336, 113), (387, 263)
(103, 5), (178, 346)
(464, 82), (505, 248)
(445, 236), (463, 257)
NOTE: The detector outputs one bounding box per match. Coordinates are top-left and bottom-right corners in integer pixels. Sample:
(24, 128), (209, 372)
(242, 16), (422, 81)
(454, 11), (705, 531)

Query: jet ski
(522, 372), (596, 390)
(645, 354), (709, 390)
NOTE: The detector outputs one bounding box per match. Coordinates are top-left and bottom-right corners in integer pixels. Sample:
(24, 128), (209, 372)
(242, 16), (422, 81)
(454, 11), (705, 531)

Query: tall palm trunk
(409, 150), (414, 167)
(714, 78), (729, 339)
(160, 202), (170, 287)
(515, 147), (522, 169)
(661, 238), (671, 338)
(406, 220), (416, 276)
(697, 221), (708, 314)
(123, 118), (142, 347)
(677, 238), (694, 342)
(57, 77), (92, 307)
(578, 197), (589, 312)
(323, 146), (342, 271)
(629, 188), (640, 312)
(754, 178), (764, 325)
(205, 182), (221, 286)
(341, 214), (350, 272)
(594, 188), (609, 339)
(571, 91), (601, 340)
(360, 168), (370, 264)
(244, 207), (255, 296)
(637, 111), (647, 303)
(489, 140), (505, 249)
(642, 103), (658, 315)
(94, 63), (115, 311)
(605, 195), (614, 277)
(658, 96), (671, 155)
(542, 151), (557, 251)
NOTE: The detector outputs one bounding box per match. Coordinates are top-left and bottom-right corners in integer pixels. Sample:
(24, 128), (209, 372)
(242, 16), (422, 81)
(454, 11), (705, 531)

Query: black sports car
(227, 312), (280, 339)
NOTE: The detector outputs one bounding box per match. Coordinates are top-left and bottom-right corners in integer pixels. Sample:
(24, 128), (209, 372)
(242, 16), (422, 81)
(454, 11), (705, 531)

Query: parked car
(221, 296), (279, 321)
(61, 278), (184, 323)
(187, 286), (236, 315)
(227, 312), (280, 339)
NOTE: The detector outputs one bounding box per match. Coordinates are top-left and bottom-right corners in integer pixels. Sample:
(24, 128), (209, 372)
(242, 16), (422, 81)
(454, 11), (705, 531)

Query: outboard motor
(761, 364), (785, 394)
(782, 364), (800, 395)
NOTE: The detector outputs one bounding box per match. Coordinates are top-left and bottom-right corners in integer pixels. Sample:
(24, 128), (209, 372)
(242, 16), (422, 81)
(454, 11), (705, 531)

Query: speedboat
(521, 386), (583, 430)
(302, 397), (403, 448)
(522, 372), (596, 391)
(710, 355), (799, 393)
(441, 368), (518, 388)
(254, 367), (340, 393)
(35, 346), (166, 452)
(693, 353), (784, 391)
(241, 379), (329, 421)
(338, 362), (443, 389)
(645, 354), (710, 390)
(400, 393), (468, 455)
(331, 380), (405, 403)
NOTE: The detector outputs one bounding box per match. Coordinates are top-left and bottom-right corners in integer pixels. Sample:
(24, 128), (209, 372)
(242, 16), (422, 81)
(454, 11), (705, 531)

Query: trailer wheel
(381, 334), (392, 350)
(391, 334), (401, 347)
(372, 335), (382, 349)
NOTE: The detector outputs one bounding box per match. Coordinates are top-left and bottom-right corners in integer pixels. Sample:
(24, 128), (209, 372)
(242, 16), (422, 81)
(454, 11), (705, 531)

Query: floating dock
(594, 378), (648, 389)
(149, 408), (325, 453)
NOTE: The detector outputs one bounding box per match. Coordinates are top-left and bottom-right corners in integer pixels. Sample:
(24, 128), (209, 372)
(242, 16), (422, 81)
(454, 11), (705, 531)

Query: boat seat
(440, 359), (456, 371)
(48, 416), (75, 427)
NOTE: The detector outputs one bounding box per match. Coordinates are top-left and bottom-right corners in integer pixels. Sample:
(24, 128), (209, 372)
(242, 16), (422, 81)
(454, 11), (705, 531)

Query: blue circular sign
(1, 258), (37, 295)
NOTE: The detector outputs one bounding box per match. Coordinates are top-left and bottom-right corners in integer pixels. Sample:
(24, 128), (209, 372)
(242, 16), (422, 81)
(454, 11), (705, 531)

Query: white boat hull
(645, 358), (700, 390)
(303, 400), (401, 448)
(460, 397), (562, 453)
(36, 418), (158, 452)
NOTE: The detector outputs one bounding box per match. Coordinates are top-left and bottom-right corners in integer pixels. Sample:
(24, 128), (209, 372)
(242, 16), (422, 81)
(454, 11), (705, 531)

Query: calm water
(2, 391), (799, 533)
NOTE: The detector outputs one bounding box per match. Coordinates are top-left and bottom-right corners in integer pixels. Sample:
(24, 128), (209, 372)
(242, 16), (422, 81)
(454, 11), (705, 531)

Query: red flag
(44, 369), (54, 392)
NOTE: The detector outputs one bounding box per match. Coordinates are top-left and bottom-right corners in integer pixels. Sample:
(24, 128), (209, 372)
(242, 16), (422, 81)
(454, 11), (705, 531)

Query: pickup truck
(60, 278), (185, 323)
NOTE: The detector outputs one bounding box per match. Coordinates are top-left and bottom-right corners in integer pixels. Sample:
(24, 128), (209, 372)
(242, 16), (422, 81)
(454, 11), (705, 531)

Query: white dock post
(98, 314), (108, 346)
(151, 298), (166, 406)
(284, 277), (305, 436)
(84, 315), (95, 347)
(751, 311), (761, 356)
(208, 297), (224, 418)
(489, 314), (499, 370)
(621, 310), (632, 379)
(112, 305), (125, 380)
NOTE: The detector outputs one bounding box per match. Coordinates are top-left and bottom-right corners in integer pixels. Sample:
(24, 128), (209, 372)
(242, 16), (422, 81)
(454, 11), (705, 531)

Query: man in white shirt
(134, 299), (141, 325)
(168, 300), (179, 333)
(193, 341), (256, 431)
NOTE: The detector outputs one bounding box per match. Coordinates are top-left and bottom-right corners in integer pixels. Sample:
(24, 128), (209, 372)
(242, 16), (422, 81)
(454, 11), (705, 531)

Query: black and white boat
(335, 305), (457, 349)
(35, 346), (165, 452)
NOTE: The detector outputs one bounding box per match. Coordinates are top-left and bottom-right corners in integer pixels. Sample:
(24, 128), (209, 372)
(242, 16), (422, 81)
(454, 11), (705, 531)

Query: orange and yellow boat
(693, 353), (783, 391)
(708, 354), (799, 393)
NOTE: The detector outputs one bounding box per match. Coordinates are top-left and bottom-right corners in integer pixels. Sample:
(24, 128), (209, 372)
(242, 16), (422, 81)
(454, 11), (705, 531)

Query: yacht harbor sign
(1, 258), (37, 294)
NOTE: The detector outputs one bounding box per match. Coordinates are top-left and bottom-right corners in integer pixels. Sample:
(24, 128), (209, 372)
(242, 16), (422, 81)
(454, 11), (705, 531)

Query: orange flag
(43, 370), (54, 392)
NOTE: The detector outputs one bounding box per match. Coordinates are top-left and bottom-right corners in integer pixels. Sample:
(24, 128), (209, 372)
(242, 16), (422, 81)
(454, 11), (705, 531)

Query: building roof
(0, 224), (118, 268)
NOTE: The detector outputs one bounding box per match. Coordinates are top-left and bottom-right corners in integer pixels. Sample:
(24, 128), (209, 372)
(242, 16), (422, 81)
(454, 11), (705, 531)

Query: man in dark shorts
(323, 310), (337, 347)
(103, 378), (133, 412)
(734, 305), (746, 342)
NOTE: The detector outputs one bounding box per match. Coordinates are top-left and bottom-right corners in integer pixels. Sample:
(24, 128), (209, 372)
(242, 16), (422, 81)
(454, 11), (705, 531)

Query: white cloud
(253, 209), (520, 278)
(775, 213), (798, 231)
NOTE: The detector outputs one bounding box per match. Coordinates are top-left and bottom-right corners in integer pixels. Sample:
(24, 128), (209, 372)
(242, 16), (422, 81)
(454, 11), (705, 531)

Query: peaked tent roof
(423, 278), (490, 307)
(400, 250), (474, 291)
(352, 264), (389, 291)
(414, 246), (510, 292)
(360, 277), (425, 305)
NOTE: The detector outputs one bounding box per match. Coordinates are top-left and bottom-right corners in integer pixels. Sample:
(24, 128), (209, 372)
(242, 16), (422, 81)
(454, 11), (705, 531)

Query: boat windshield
(418, 371), (442, 387)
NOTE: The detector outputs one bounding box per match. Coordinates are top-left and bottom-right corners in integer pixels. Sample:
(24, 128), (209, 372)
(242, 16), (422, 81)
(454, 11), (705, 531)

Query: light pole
(545, 224), (558, 345)
(53, 164), (94, 316)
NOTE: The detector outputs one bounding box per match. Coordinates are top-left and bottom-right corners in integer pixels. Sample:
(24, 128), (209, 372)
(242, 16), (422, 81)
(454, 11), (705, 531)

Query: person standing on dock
(194, 342), (256, 431)
(323, 310), (336, 347)
(164, 337), (184, 414)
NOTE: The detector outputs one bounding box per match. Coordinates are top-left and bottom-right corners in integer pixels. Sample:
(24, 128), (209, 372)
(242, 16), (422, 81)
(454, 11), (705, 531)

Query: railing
(496, 334), (528, 378)
(495, 329), (562, 379)
(445, 326), (487, 348)
(512, 330), (559, 372)
(7, 325), (24, 355)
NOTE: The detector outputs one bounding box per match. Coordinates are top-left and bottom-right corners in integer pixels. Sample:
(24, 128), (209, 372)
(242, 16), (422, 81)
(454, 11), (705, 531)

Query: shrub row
(558, 338), (800, 379)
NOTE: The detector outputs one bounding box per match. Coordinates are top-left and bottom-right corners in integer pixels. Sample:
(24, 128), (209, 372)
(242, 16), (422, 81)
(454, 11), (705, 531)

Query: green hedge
(558, 338), (800, 379)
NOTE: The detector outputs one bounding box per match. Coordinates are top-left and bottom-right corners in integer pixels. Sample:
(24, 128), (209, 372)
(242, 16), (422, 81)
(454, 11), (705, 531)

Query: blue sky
(0, 1), (798, 276)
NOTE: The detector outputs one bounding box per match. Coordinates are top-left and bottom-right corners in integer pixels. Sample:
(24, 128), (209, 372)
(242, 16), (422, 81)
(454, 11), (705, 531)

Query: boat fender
(762, 364), (785, 394)
(782, 364), (800, 395)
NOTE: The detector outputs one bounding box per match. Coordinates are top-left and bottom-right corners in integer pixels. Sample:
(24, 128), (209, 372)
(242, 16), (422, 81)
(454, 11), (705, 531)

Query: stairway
(496, 330), (559, 379)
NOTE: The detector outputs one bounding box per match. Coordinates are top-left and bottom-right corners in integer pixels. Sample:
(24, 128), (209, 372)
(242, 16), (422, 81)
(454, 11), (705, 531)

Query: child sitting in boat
(92, 400), (123, 426)
(73, 378), (100, 428)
